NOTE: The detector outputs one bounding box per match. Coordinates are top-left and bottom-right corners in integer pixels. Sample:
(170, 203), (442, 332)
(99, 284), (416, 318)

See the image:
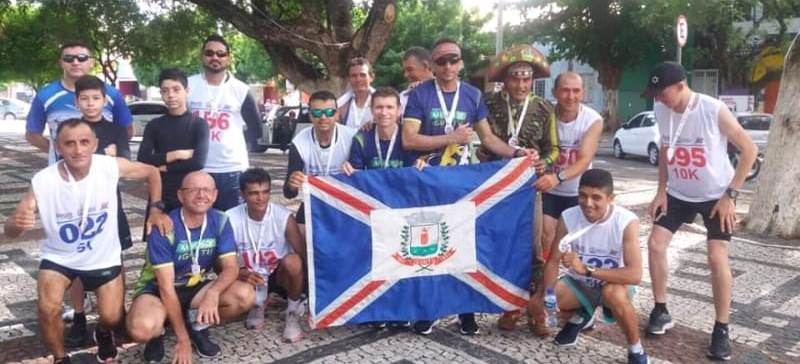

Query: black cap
(641, 62), (687, 98)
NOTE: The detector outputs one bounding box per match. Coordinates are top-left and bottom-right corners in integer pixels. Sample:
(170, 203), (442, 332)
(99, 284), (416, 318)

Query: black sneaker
(93, 327), (117, 363)
(646, 308), (674, 335)
(188, 327), (221, 358)
(554, 315), (592, 346)
(368, 321), (388, 330)
(143, 333), (165, 363)
(458, 313), (479, 335)
(65, 314), (88, 347)
(412, 320), (437, 335)
(54, 356), (72, 364)
(707, 324), (732, 361)
(627, 351), (650, 364)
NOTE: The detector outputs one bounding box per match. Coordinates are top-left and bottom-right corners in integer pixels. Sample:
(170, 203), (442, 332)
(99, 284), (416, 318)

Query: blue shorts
(560, 275), (636, 324)
(210, 172), (243, 211)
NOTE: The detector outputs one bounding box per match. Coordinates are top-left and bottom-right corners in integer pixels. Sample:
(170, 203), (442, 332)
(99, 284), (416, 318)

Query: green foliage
(0, 5), (62, 89)
(372, 0), (494, 89)
(129, 7), (217, 86)
(229, 34), (276, 84)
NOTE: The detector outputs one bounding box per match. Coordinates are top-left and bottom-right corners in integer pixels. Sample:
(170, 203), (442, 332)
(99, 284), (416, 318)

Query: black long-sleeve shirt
(87, 118), (131, 159)
(283, 143), (305, 199)
(241, 93), (262, 144)
(137, 111), (209, 208)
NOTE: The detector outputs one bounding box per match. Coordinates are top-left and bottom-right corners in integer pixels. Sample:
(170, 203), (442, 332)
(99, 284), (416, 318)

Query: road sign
(676, 15), (688, 48)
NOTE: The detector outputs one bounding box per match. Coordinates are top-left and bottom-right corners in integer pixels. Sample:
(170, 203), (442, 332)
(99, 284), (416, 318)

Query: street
(0, 122), (797, 364)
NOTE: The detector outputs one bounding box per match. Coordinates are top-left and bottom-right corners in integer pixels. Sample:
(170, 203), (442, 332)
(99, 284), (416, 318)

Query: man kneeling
(127, 171), (255, 363)
(226, 168), (305, 341)
(529, 169), (649, 364)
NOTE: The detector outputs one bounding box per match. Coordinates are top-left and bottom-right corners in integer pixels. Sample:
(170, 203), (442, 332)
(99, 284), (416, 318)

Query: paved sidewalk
(0, 134), (798, 363)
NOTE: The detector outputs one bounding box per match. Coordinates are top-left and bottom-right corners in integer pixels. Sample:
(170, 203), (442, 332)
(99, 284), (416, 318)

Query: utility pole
(496, 0), (504, 55)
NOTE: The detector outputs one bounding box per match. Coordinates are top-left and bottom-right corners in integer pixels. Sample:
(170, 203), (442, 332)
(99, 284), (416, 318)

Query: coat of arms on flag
(303, 158), (537, 328)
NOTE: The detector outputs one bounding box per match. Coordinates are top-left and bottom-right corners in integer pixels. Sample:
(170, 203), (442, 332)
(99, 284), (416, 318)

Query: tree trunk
(187, 0), (397, 95)
(745, 33), (800, 240)
(596, 63), (622, 131)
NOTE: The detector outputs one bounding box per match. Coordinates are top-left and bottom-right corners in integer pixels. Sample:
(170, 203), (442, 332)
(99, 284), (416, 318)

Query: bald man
(127, 171), (254, 363)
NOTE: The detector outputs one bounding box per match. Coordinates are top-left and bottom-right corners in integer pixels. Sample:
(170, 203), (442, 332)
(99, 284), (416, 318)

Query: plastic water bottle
(188, 308), (211, 331)
(255, 268), (269, 305)
(544, 287), (558, 328)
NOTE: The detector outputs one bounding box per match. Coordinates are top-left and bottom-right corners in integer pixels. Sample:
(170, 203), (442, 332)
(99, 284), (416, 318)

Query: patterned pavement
(0, 128), (798, 364)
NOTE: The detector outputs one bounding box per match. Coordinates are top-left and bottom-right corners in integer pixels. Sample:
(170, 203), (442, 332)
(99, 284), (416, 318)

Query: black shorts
(654, 194), (732, 241)
(542, 193), (579, 219)
(40, 259), (121, 291)
(136, 280), (212, 310)
(295, 202), (306, 225)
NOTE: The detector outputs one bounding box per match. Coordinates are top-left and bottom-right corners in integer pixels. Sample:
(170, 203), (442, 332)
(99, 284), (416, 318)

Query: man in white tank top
(642, 62), (757, 361)
(534, 72), (603, 272)
(529, 169), (649, 364)
(226, 168), (305, 342)
(4, 119), (170, 364)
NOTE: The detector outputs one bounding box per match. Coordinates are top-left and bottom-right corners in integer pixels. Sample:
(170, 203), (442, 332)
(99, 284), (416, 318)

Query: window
(641, 115), (656, 127)
(129, 103), (168, 115)
(534, 79), (547, 98)
(738, 115), (771, 130)
(691, 69), (719, 98)
(626, 115), (644, 129)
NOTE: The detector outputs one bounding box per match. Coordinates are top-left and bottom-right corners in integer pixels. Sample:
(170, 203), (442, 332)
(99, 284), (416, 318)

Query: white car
(613, 111), (660, 165)
(735, 112), (771, 151)
(128, 101), (168, 138)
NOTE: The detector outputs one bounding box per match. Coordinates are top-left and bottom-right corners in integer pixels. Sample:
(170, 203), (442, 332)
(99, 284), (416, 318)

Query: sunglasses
(435, 57), (461, 66)
(61, 54), (91, 63)
(310, 108), (336, 118)
(203, 50), (229, 58)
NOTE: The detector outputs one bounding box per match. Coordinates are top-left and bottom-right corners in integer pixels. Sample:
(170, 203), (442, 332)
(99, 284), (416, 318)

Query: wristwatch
(725, 188), (740, 201)
(584, 265), (596, 278)
(150, 200), (167, 212)
(556, 171), (567, 183)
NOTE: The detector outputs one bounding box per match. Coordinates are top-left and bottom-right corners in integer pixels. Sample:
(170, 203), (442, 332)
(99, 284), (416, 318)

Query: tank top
(32, 154), (121, 270)
(226, 203), (293, 275)
(292, 124), (355, 176)
(550, 104), (603, 197)
(562, 204), (637, 288)
(655, 93), (734, 202)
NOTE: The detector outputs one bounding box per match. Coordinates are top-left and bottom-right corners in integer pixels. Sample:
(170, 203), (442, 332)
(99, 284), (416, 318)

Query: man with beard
(188, 34), (262, 211)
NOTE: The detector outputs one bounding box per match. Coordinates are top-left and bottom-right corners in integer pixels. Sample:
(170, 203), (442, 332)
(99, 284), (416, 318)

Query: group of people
(2, 33), (758, 364)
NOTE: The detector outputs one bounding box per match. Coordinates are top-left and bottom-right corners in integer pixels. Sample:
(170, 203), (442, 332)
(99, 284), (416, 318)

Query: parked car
(728, 112), (771, 181)
(253, 105), (311, 153)
(735, 112), (771, 151)
(612, 111), (660, 165)
(128, 101), (168, 138)
(0, 97), (31, 120)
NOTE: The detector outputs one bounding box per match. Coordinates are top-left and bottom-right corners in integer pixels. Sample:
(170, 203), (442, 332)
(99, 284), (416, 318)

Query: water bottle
(255, 268), (269, 305)
(544, 287), (558, 328)
(188, 308), (211, 331)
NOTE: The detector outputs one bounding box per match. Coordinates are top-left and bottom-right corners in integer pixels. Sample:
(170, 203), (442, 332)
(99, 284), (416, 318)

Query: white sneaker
(283, 310), (303, 343)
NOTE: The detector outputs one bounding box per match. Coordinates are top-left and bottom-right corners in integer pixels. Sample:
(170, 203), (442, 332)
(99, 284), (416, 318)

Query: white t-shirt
(550, 104), (603, 197)
(292, 124), (355, 176)
(562, 204), (638, 288)
(32, 155), (121, 270)
(655, 93), (734, 202)
(337, 89), (375, 130)
(188, 72), (251, 173)
(226, 203), (293, 274)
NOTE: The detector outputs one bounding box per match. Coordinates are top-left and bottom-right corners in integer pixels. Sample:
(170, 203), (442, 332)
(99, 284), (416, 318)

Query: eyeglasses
(180, 187), (216, 195)
(434, 57), (461, 66)
(203, 50), (229, 58)
(310, 108), (336, 118)
(61, 54), (91, 63)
